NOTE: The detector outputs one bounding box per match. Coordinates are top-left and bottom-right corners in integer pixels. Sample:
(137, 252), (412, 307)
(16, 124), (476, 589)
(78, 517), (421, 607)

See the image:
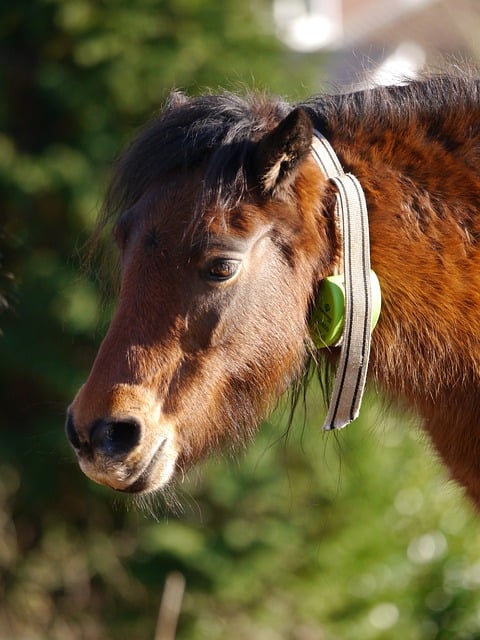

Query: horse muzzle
(65, 409), (178, 493)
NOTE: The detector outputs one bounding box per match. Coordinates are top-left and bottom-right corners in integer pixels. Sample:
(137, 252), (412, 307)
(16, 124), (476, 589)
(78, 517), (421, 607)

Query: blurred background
(1, 1), (480, 638)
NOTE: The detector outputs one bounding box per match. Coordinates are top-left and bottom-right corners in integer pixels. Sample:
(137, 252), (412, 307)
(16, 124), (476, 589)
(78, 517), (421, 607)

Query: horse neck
(307, 82), (480, 402)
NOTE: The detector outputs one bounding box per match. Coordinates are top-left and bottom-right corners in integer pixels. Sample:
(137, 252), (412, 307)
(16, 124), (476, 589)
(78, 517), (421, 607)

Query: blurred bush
(1, 1), (479, 639)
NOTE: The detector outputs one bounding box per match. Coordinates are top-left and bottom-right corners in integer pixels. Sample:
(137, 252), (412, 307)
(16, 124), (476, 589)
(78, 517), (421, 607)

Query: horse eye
(206, 259), (241, 282)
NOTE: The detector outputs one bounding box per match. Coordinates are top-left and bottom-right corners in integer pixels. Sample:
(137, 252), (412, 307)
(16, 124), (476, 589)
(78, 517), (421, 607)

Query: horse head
(66, 98), (337, 493)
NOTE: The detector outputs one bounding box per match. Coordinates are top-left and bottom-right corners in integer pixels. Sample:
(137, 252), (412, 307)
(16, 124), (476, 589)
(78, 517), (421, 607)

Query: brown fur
(67, 73), (480, 506)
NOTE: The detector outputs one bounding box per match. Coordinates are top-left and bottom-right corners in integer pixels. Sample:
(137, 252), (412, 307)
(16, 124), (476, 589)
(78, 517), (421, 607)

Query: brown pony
(67, 73), (480, 507)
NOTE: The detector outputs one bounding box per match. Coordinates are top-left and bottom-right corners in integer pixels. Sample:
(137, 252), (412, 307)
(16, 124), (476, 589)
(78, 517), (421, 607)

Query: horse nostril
(65, 411), (82, 450)
(89, 417), (142, 458)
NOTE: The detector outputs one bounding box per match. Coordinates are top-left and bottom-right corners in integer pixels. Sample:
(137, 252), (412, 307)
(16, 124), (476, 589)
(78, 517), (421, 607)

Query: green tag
(311, 270), (382, 348)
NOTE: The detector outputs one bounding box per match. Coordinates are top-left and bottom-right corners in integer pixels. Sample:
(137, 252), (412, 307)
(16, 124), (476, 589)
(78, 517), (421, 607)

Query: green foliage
(1, 2), (480, 639)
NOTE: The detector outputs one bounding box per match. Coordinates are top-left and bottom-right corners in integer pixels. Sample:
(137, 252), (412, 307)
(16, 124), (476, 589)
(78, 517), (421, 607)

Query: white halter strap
(311, 130), (373, 430)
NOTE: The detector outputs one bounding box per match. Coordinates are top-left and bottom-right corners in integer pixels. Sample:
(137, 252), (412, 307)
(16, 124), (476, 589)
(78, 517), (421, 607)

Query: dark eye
(206, 258), (241, 282)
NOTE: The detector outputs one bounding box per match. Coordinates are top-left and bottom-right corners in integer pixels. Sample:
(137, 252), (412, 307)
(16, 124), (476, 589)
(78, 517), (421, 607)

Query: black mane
(302, 73), (480, 140)
(103, 92), (292, 223)
(101, 71), (480, 229)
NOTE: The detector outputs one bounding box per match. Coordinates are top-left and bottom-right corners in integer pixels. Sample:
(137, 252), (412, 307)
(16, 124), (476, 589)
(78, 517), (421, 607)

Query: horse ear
(164, 90), (190, 111)
(252, 108), (313, 196)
